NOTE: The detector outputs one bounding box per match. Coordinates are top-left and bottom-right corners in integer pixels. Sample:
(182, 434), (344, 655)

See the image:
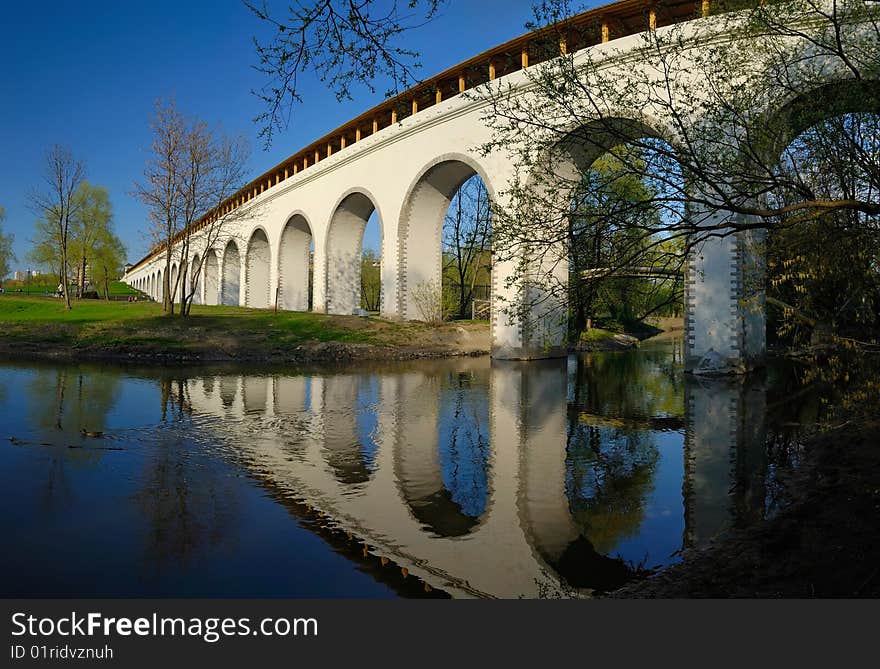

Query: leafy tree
(69, 182), (113, 297)
(0, 207), (14, 281)
(27, 217), (65, 285)
(91, 227), (127, 299)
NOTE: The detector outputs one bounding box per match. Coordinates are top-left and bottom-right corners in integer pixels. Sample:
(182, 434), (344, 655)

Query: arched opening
(189, 254), (202, 305)
(221, 241), (241, 306)
(169, 264), (179, 304)
(761, 83), (880, 352)
(564, 132), (686, 342)
(246, 228), (271, 309)
(326, 192), (380, 316)
(156, 269), (163, 303)
(150, 274), (155, 300)
(203, 249), (219, 306)
(278, 214), (313, 311)
(399, 159), (493, 322)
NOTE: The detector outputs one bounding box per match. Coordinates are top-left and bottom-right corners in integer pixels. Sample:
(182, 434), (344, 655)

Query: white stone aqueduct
(125, 0), (878, 371)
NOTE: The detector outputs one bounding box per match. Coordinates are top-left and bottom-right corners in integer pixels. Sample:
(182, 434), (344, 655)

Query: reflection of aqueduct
(181, 358), (768, 598)
(122, 0), (876, 371)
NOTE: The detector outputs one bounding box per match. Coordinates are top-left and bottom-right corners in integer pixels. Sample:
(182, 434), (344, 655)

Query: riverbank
(612, 416), (880, 598)
(0, 295), (489, 363)
(574, 316), (684, 351)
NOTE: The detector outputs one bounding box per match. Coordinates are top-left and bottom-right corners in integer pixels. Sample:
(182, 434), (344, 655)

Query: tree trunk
(59, 245), (71, 310)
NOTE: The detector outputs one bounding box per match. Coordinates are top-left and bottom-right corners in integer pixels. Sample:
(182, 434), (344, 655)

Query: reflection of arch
(221, 241), (241, 306)
(398, 155), (496, 320)
(219, 375), (238, 409)
(190, 254), (202, 305)
(204, 249), (219, 306)
(278, 213), (313, 311)
(246, 228), (271, 309)
(393, 371), (491, 537)
(319, 375), (374, 486)
(325, 190), (381, 315)
(243, 376), (268, 414)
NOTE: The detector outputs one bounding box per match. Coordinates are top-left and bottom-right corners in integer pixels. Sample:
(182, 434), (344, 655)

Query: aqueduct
(124, 0), (877, 372)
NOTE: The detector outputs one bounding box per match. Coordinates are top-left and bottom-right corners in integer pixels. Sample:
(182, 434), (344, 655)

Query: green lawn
(0, 294), (469, 358)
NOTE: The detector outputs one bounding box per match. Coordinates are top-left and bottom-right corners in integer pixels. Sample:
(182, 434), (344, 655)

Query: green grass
(0, 293), (470, 358)
(1, 281), (142, 297)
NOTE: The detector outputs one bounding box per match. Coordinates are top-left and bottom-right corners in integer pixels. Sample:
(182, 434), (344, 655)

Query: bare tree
(473, 0), (880, 341)
(27, 145), (86, 310)
(442, 175), (492, 319)
(246, 0), (446, 146)
(134, 100), (250, 316)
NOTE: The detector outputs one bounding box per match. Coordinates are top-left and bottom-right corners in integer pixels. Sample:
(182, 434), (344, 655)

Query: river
(0, 337), (828, 598)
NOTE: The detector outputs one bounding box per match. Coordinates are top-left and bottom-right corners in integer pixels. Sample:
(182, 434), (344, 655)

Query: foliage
(68, 182), (114, 297)
(247, 0), (446, 146)
(475, 0), (880, 345)
(766, 112), (880, 348)
(360, 248), (381, 311)
(410, 279), (452, 324)
(442, 174), (492, 320)
(0, 207), (14, 281)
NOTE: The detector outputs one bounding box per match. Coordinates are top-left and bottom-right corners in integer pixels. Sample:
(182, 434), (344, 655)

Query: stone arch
(189, 253), (202, 305)
(246, 227), (272, 309)
(170, 263), (179, 303)
(203, 249), (220, 306)
(156, 269), (163, 303)
(325, 189), (383, 316)
(221, 240), (241, 306)
(277, 212), (313, 311)
(754, 78), (880, 171)
(397, 153), (498, 322)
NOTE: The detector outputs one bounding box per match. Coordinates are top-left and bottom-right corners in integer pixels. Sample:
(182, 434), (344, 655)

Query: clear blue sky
(0, 1), (587, 271)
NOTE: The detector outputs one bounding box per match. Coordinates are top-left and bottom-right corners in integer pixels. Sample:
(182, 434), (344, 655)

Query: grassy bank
(0, 295), (489, 362)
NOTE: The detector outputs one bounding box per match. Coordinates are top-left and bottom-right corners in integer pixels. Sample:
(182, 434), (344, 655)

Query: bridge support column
(686, 213), (766, 374)
(490, 248), (568, 361)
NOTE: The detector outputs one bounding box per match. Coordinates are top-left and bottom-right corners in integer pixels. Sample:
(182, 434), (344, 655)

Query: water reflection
(0, 341), (827, 598)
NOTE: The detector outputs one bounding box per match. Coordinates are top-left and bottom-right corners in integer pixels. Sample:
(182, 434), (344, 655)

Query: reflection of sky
(355, 375), (380, 471)
(0, 365), (394, 598)
(436, 380), (491, 519)
(608, 430), (685, 568)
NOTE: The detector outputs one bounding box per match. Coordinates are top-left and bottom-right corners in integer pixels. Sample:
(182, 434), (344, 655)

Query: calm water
(0, 338), (825, 598)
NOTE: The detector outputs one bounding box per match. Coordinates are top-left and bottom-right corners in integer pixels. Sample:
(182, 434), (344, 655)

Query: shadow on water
(0, 342), (844, 598)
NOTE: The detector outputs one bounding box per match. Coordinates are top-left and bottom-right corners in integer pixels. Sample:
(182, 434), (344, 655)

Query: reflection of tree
(562, 347), (681, 555)
(565, 427), (659, 555)
(437, 371), (491, 519)
(137, 372), (239, 576)
(27, 366), (120, 433)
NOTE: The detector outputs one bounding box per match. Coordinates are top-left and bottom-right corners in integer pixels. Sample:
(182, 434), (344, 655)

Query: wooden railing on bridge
(129, 0), (720, 273)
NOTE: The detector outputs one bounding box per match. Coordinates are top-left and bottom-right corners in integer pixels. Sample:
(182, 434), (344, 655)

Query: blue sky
(0, 0), (561, 271)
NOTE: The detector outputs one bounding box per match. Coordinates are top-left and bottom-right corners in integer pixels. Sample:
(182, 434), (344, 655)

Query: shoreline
(610, 416), (880, 598)
(0, 340), (491, 365)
